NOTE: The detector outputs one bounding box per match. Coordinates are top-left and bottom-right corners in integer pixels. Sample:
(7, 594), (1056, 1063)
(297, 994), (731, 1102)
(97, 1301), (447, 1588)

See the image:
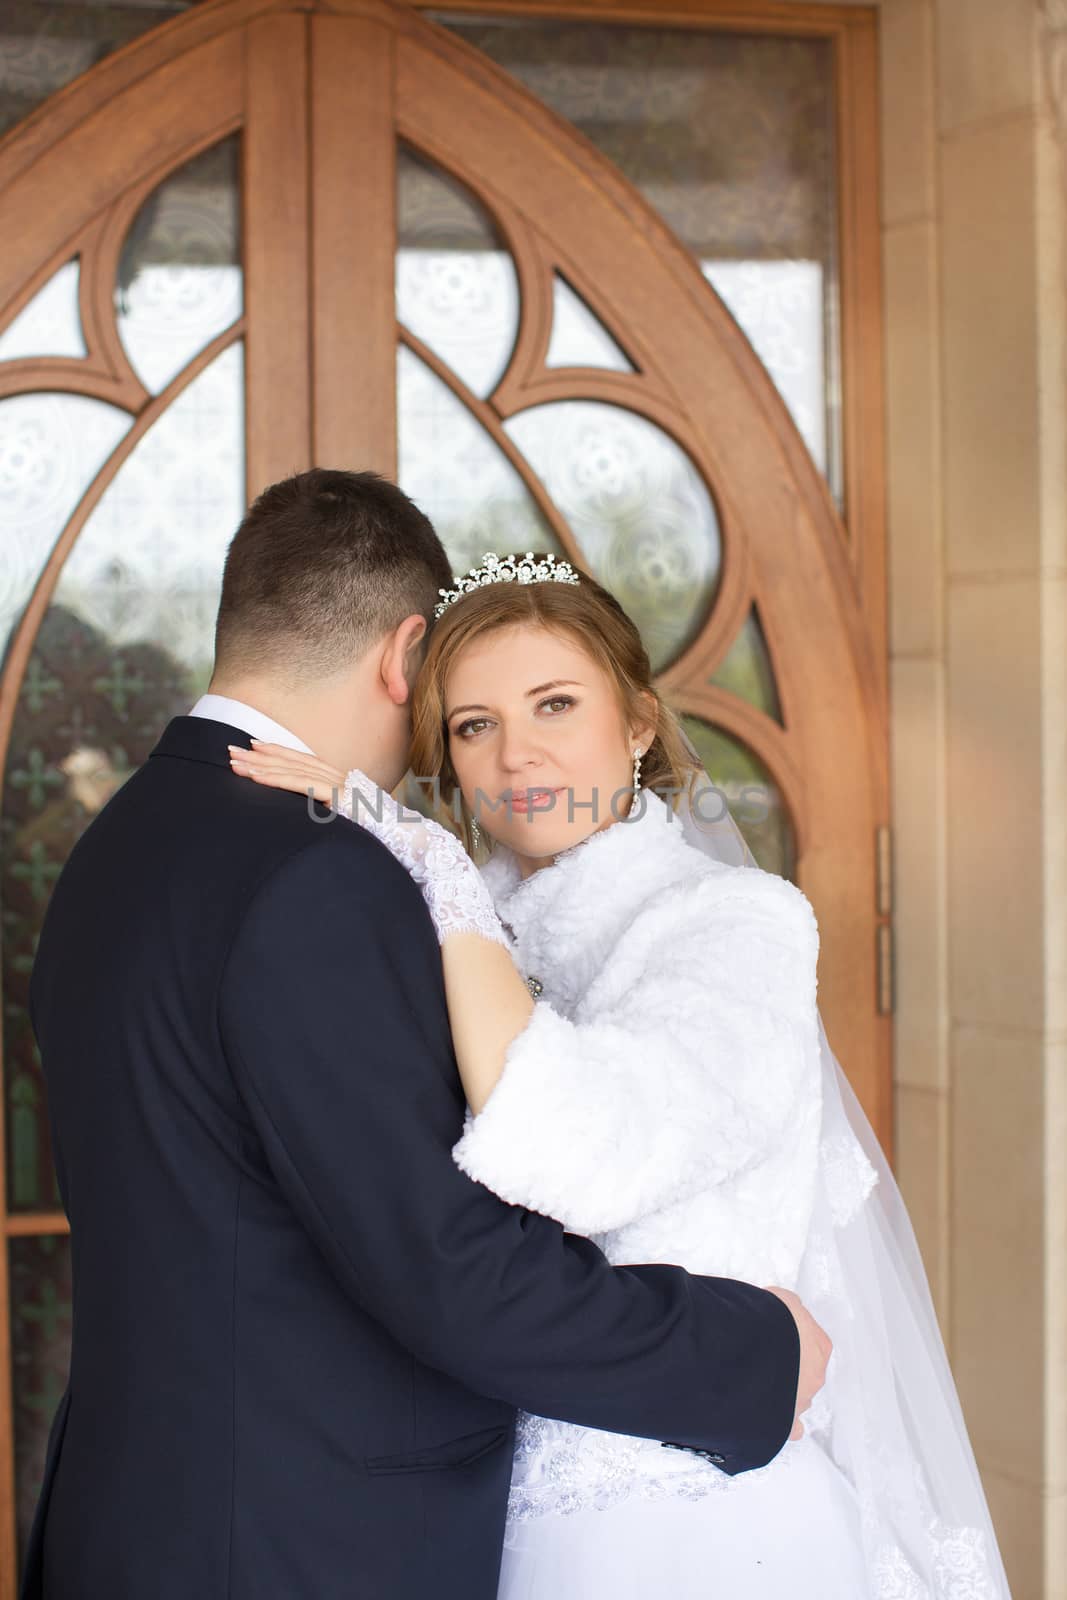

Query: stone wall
(880, 2), (1066, 1591)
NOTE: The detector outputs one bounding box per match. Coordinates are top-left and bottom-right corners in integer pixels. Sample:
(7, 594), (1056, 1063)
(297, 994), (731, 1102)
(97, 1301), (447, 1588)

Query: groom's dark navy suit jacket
(21, 714), (799, 1600)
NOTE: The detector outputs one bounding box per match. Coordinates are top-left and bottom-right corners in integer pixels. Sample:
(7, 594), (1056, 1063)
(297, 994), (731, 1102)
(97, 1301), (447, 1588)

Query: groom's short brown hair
(213, 469), (454, 682)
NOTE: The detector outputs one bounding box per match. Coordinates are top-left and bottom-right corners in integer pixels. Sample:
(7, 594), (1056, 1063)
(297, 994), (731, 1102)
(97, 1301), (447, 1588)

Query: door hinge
(876, 824), (893, 917)
(877, 923), (894, 1015)
(876, 824), (894, 1014)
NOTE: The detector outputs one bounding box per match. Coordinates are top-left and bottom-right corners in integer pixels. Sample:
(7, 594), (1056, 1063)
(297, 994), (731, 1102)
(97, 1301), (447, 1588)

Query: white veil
(673, 749), (1012, 1599)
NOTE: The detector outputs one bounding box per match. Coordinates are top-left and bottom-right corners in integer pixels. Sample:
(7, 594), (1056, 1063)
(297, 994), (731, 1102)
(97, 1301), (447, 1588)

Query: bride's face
(444, 623), (652, 868)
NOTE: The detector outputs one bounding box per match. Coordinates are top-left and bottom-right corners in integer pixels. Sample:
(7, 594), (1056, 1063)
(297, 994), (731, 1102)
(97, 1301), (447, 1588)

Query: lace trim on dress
(502, 1411), (803, 1540)
(505, 1412), (1000, 1599)
(858, 1431), (1000, 1598)
(822, 1131), (879, 1226)
(872, 1521), (998, 1600)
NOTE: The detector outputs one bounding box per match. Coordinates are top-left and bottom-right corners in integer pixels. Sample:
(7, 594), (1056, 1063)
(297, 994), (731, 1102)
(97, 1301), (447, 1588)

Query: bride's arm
(228, 743), (533, 1113)
(452, 870), (823, 1234)
(440, 936), (533, 1114)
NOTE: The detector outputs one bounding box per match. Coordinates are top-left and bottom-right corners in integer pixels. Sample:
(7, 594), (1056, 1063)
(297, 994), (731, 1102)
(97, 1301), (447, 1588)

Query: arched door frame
(0, 2), (886, 1588)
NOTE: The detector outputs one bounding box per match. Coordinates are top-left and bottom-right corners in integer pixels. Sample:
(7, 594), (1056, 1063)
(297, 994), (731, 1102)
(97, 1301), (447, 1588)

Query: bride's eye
(453, 696), (575, 739)
(454, 716), (492, 739)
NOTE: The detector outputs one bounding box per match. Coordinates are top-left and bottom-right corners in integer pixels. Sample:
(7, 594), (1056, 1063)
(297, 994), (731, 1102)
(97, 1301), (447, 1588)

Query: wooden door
(0, 0), (887, 1588)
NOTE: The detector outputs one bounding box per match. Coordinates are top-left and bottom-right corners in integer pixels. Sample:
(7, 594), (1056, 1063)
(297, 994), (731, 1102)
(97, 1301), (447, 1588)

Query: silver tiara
(434, 551), (581, 619)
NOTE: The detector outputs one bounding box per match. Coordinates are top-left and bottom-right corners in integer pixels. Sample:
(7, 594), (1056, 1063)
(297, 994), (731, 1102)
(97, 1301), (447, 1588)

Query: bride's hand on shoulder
(228, 740), (509, 953)
(227, 742), (435, 859)
(227, 741), (346, 806)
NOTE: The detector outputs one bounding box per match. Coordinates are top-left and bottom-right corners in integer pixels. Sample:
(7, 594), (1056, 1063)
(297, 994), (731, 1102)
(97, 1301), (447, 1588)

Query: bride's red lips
(503, 787), (565, 810)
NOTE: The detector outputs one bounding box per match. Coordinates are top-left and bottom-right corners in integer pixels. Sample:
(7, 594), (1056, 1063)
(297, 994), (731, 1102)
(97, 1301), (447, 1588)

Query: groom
(22, 469), (828, 1600)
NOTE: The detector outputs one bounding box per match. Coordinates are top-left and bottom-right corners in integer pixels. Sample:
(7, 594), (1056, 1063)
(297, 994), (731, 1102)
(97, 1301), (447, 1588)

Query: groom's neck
(205, 673), (365, 776)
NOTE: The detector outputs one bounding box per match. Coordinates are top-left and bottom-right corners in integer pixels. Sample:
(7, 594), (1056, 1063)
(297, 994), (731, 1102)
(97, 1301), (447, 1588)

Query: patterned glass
(2, 343), (244, 1215)
(10, 1233), (72, 1575)
(704, 261), (828, 481)
(504, 401), (721, 675)
(680, 714), (795, 881)
(397, 344), (560, 574)
(546, 277), (633, 372)
(709, 605), (783, 724)
(0, 0), (182, 138)
(436, 17), (842, 502)
(0, 393), (131, 667)
(116, 137), (242, 395)
(397, 145), (519, 400)
(0, 260), (86, 362)
(54, 345), (244, 674)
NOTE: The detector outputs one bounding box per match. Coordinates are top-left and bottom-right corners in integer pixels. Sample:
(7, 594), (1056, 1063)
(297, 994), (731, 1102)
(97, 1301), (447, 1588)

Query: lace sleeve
(339, 769), (509, 951)
(452, 874), (821, 1234)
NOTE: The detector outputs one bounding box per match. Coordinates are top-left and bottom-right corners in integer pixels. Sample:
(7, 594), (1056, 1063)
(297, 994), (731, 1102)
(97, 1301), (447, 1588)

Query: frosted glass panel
(504, 401), (720, 675)
(0, 393), (131, 662)
(703, 261), (826, 477)
(546, 277), (633, 372)
(2, 343), (245, 1218)
(397, 146), (519, 400)
(397, 344), (560, 574)
(0, 260), (85, 362)
(0, 3), (177, 139)
(55, 344), (244, 677)
(709, 605), (782, 724)
(116, 137), (242, 395)
(681, 714), (794, 881)
(439, 17), (841, 502)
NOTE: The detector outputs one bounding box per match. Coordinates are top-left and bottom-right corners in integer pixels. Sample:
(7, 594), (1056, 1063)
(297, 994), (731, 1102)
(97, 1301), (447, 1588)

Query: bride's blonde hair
(407, 565), (704, 855)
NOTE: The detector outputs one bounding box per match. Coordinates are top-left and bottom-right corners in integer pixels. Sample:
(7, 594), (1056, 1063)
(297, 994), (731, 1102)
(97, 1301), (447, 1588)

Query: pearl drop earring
(632, 747), (643, 798)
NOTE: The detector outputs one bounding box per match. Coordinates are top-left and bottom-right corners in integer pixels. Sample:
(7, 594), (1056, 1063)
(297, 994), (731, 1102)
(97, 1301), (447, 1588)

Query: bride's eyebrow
(446, 680), (584, 720)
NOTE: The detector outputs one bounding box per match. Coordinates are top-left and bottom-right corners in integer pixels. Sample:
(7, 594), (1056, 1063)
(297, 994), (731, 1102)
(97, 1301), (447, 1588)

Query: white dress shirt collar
(188, 693), (315, 755)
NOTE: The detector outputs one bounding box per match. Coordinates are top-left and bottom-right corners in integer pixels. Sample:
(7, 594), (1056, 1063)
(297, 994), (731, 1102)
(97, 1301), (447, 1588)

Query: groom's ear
(381, 614), (427, 705)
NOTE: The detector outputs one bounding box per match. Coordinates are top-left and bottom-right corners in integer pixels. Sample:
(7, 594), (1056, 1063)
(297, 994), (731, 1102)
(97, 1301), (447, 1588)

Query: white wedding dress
(450, 788), (1008, 1599)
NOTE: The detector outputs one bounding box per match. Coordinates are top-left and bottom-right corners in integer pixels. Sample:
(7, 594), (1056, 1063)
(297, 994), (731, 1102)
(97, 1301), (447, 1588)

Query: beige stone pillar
(881, 0), (1067, 1593)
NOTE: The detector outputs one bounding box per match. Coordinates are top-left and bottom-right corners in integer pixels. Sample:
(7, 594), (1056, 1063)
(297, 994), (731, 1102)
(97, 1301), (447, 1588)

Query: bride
(230, 551), (1011, 1599)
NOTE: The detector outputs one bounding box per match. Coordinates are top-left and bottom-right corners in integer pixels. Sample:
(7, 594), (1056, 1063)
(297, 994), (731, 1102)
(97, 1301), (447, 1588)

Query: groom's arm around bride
(214, 811), (808, 1582)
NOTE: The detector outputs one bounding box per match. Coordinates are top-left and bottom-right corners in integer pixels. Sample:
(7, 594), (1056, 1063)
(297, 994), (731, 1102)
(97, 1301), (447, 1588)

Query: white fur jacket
(451, 787), (824, 1291)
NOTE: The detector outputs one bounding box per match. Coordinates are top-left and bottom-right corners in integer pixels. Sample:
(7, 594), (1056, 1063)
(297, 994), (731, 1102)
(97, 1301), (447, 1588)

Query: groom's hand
(764, 1286), (832, 1441)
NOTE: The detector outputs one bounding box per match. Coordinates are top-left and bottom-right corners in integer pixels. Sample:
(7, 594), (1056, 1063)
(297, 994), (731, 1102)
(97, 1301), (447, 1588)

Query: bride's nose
(496, 721), (544, 774)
